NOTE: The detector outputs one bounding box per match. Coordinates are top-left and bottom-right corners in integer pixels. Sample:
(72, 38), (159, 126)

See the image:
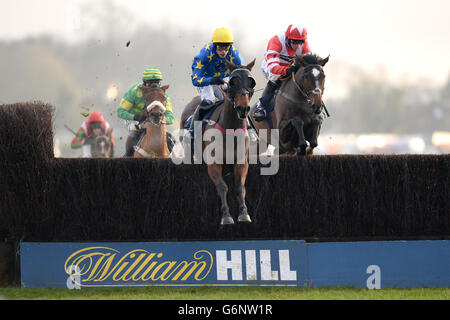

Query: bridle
(291, 65), (324, 99)
(144, 88), (167, 126)
(283, 63), (327, 115)
(148, 112), (166, 126)
(219, 68), (255, 106)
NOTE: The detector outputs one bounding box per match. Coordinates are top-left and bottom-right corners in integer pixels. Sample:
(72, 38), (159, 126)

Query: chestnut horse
(250, 54), (329, 155)
(180, 59), (256, 225)
(133, 84), (171, 158)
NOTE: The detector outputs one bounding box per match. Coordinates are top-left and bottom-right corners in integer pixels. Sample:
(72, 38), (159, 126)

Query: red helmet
(285, 24), (308, 41)
(88, 112), (105, 123)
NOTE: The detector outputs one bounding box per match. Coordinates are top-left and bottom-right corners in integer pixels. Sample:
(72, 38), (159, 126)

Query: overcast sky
(2, 0), (450, 87)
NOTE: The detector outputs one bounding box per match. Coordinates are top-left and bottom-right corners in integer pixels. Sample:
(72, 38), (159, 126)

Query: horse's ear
(161, 84), (169, 91)
(296, 55), (305, 67)
(319, 55), (330, 66)
(139, 85), (150, 94)
(225, 59), (237, 72)
(246, 58), (256, 71)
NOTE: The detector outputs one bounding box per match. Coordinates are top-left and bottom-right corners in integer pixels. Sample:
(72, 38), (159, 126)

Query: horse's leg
(306, 118), (322, 155)
(250, 119), (270, 157)
(207, 164), (234, 225)
(308, 118), (322, 149)
(234, 163), (251, 223)
(107, 142), (113, 158)
(289, 117), (307, 155)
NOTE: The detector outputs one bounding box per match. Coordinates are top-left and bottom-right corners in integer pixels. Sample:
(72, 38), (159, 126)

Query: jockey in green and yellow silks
(117, 68), (175, 156)
(118, 68), (174, 123)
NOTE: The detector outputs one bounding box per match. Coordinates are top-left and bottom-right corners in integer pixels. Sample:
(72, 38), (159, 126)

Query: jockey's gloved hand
(133, 114), (146, 122)
(210, 77), (225, 85)
(284, 65), (299, 77)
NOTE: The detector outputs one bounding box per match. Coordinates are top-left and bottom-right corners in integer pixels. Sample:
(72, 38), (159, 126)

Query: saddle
(184, 100), (224, 131)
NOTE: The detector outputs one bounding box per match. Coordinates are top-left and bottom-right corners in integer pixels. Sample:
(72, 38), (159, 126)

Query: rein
(218, 83), (229, 103)
(290, 72), (311, 102)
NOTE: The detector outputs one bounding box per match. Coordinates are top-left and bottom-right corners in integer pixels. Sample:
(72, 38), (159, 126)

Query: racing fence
(1, 102), (449, 242)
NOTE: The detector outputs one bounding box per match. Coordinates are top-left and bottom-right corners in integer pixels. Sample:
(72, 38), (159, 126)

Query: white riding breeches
(197, 78), (229, 104)
(82, 144), (91, 158)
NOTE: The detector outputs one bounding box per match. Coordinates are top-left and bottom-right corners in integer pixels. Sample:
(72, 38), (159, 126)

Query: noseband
(146, 100), (166, 126)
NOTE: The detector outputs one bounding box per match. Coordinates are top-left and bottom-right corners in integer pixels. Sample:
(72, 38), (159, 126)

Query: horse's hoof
(306, 146), (315, 155)
(221, 216), (235, 225)
(238, 213), (252, 223)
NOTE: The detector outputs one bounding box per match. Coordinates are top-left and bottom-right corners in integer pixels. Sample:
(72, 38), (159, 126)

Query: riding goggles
(215, 43), (232, 51)
(289, 39), (305, 45)
(89, 122), (103, 130)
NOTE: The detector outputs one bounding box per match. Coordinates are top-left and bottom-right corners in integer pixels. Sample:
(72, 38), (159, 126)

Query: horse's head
(90, 135), (110, 158)
(139, 83), (169, 126)
(293, 54), (329, 113)
(225, 59), (256, 120)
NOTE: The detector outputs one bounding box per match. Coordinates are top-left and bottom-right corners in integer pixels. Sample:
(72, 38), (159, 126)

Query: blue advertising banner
(21, 240), (450, 289)
(307, 240), (450, 288)
(21, 240), (307, 288)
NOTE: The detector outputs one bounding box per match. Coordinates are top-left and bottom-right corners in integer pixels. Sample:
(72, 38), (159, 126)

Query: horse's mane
(294, 53), (322, 66)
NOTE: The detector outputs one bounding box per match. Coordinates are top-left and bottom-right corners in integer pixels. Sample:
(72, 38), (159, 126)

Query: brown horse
(250, 54), (329, 155)
(133, 84), (171, 158)
(88, 135), (112, 158)
(180, 59), (256, 225)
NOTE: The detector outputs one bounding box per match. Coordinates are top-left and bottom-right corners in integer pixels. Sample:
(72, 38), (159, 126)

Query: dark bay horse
(250, 54), (329, 155)
(88, 135), (112, 158)
(133, 84), (171, 158)
(180, 59), (256, 225)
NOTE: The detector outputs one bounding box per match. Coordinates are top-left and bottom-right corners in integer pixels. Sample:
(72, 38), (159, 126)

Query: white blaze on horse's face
(311, 67), (322, 96)
(311, 67), (320, 78)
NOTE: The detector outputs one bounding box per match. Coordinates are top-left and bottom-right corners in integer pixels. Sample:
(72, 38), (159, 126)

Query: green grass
(0, 286), (448, 300)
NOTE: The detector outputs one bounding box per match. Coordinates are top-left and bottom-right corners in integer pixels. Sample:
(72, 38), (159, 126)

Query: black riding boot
(253, 80), (279, 121)
(124, 132), (138, 157)
(166, 131), (175, 152)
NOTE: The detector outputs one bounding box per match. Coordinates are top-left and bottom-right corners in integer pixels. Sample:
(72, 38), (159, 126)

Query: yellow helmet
(212, 27), (234, 44)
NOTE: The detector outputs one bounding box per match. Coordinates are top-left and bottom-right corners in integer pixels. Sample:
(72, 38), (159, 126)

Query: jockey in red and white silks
(254, 24), (312, 121)
(262, 25), (311, 82)
(71, 112), (115, 157)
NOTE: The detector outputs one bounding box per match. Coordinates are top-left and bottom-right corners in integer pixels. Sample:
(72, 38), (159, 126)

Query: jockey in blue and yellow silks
(191, 28), (244, 90)
(188, 28), (244, 137)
